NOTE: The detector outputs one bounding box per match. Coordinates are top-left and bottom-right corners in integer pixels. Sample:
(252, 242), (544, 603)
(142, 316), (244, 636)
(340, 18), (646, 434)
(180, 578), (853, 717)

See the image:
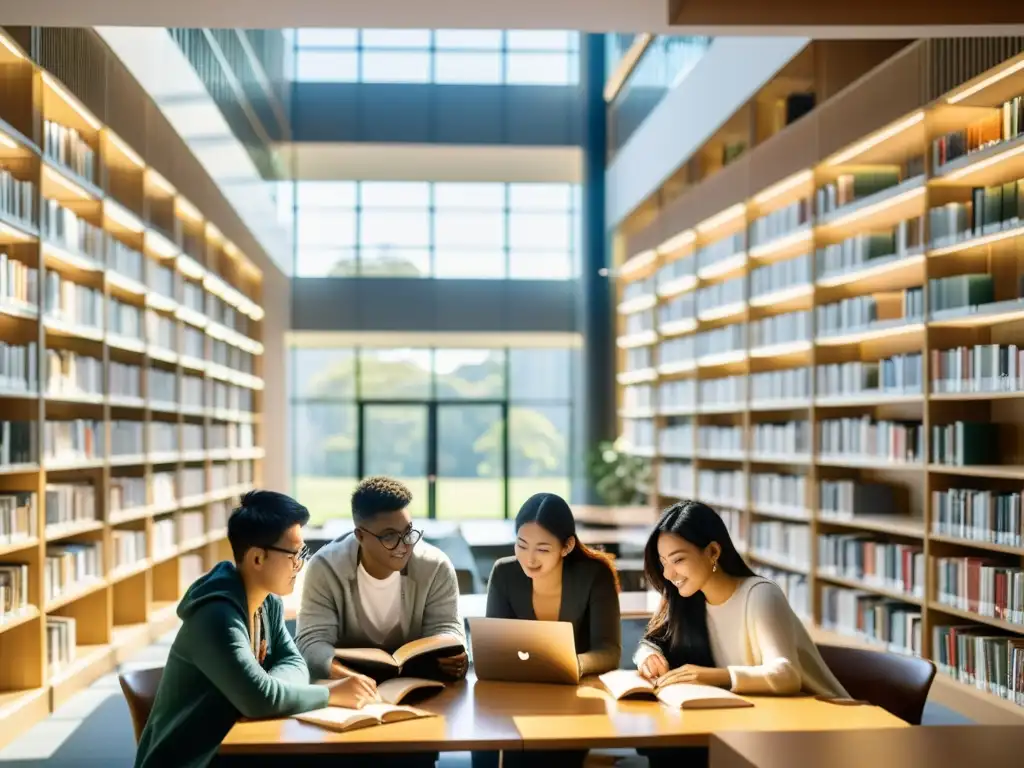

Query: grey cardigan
(295, 533), (466, 680)
(485, 554), (621, 676)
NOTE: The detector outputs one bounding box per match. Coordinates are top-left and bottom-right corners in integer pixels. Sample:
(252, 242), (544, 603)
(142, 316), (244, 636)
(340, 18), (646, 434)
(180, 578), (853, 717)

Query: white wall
(605, 36), (808, 230)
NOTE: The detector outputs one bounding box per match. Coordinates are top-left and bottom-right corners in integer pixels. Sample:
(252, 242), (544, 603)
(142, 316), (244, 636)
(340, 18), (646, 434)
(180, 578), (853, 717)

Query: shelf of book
(0, 32), (265, 748)
(616, 50), (1024, 723)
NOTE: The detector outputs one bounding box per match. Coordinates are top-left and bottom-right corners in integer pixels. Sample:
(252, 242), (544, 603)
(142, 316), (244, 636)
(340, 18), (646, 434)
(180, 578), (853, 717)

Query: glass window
(360, 210), (430, 248)
(508, 403), (571, 511)
(434, 52), (503, 84)
(295, 51), (359, 81)
(506, 52), (573, 85)
(291, 349), (356, 399)
(361, 29), (432, 48)
(434, 210), (505, 249)
(506, 30), (574, 50)
(361, 51), (431, 83)
(295, 247), (357, 277)
(433, 183), (506, 209)
(296, 181), (357, 208)
(433, 349), (506, 399)
(362, 404), (430, 518)
(435, 30), (503, 49)
(509, 183), (572, 211)
(509, 249), (572, 280)
(509, 348), (574, 401)
(433, 249), (506, 279)
(360, 181), (431, 208)
(292, 403), (359, 525)
(296, 28), (359, 47)
(436, 403), (505, 520)
(297, 209), (356, 247)
(359, 247), (430, 277)
(358, 348), (433, 399)
(508, 212), (571, 251)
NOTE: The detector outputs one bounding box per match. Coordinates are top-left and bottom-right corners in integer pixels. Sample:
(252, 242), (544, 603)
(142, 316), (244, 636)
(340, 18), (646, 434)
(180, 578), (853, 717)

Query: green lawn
(295, 476), (572, 526)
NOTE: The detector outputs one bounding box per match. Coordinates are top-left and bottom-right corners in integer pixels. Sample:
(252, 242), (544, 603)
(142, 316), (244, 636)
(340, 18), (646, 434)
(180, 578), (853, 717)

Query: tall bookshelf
(616, 50), (1024, 724)
(0, 35), (265, 746)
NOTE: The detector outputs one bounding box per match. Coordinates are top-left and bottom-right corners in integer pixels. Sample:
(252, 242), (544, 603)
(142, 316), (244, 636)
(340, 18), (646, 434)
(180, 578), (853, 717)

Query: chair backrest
(118, 666), (164, 743)
(817, 643), (936, 725)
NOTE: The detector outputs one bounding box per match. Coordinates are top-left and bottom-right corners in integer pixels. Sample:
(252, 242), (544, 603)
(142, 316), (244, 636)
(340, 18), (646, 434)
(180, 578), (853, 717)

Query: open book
(334, 634), (464, 675)
(599, 670), (753, 710)
(294, 677), (443, 733)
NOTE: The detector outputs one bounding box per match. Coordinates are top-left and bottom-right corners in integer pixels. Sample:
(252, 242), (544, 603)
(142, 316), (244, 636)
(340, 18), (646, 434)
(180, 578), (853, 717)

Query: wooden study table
(221, 674), (908, 756)
(708, 725), (1024, 768)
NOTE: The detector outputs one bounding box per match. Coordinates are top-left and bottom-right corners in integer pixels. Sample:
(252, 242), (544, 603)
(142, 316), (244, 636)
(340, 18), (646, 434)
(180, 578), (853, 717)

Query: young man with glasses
(135, 490), (377, 768)
(296, 476), (468, 688)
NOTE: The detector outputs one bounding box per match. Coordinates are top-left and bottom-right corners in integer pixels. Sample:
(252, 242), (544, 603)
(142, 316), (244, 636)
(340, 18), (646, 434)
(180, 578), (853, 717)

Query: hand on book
(435, 651), (469, 681)
(638, 652), (669, 682)
(325, 675), (380, 709)
(656, 664), (731, 689)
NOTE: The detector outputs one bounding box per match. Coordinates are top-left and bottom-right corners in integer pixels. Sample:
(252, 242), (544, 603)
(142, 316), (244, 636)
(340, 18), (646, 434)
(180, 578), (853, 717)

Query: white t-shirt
(356, 562), (402, 645)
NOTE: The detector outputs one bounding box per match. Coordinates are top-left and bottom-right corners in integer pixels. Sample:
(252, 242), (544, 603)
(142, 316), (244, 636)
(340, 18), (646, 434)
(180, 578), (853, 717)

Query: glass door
(360, 402), (430, 518)
(434, 402), (507, 520)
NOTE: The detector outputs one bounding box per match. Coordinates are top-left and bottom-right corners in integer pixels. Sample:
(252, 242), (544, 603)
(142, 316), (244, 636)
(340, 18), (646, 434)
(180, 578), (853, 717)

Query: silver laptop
(468, 617), (580, 685)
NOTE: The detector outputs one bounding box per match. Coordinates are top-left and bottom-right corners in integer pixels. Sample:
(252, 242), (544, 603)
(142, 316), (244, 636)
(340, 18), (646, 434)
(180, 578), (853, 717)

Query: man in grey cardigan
(295, 476), (469, 683)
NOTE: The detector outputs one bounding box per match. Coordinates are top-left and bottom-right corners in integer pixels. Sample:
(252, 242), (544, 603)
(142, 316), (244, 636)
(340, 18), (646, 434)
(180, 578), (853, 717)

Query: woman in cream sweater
(634, 499), (848, 767)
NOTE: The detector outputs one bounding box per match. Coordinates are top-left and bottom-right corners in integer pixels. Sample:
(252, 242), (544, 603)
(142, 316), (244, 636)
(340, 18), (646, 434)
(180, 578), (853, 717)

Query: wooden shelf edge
(48, 644), (115, 710)
(0, 688), (49, 751)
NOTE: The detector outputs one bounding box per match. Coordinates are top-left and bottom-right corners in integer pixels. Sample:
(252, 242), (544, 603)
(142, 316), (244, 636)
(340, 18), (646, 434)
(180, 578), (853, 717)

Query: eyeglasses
(266, 543), (310, 570)
(357, 526), (423, 551)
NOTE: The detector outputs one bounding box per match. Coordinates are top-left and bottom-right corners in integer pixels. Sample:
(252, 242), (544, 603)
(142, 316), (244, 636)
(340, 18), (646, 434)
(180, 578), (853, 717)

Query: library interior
(0, 4), (1022, 768)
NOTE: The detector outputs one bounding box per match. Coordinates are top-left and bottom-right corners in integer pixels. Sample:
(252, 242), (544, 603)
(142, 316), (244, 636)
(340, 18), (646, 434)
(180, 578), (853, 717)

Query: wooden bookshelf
(0, 33), (264, 747)
(615, 48), (1024, 724)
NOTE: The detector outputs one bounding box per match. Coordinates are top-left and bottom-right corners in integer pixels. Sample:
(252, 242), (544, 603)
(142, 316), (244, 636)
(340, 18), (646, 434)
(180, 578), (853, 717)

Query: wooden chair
(817, 643), (936, 725)
(118, 665), (164, 743)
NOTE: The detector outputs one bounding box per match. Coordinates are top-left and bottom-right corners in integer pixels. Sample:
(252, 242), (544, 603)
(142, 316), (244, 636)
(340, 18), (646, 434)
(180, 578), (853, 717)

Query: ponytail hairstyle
(514, 492), (620, 592)
(642, 500), (755, 668)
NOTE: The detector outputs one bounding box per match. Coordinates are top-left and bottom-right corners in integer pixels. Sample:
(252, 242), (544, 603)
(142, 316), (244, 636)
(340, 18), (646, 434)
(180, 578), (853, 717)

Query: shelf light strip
(41, 72), (101, 131)
(620, 249), (656, 276)
(147, 170), (176, 197)
(943, 140), (1024, 181)
(177, 197), (203, 224)
(43, 165), (91, 200)
(948, 57), (1024, 104)
(825, 186), (925, 229)
(105, 201), (144, 234)
(657, 229), (696, 255)
(0, 131), (17, 151)
(930, 225), (1024, 257)
(753, 170), (813, 205)
(826, 111), (924, 166)
(106, 131), (144, 169)
(696, 203), (746, 234)
(0, 33), (24, 60)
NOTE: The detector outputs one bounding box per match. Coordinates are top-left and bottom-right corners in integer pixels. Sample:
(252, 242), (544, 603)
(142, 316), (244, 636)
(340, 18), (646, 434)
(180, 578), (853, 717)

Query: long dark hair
(642, 500), (755, 667)
(515, 492), (620, 592)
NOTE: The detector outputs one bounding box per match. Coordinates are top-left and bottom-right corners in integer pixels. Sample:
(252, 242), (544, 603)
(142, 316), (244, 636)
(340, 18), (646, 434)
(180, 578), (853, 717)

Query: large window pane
(508, 403), (571, 512)
(362, 51), (431, 82)
(290, 349), (356, 399)
(361, 29), (432, 48)
(292, 403), (359, 525)
(433, 183), (506, 210)
(435, 30), (503, 49)
(509, 347), (574, 401)
(433, 249), (506, 278)
(436, 404), (504, 520)
(435, 52), (503, 84)
(360, 182), (431, 208)
(297, 209), (356, 246)
(297, 181), (357, 208)
(360, 210), (430, 248)
(509, 183), (572, 211)
(506, 52), (573, 84)
(359, 348), (432, 399)
(296, 51), (358, 81)
(509, 250), (572, 280)
(297, 28), (359, 47)
(359, 247), (430, 277)
(434, 211), (505, 249)
(434, 349), (506, 399)
(509, 212), (571, 251)
(295, 247), (357, 276)
(506, 30), (574, 50)
(362, 404), (429, 518)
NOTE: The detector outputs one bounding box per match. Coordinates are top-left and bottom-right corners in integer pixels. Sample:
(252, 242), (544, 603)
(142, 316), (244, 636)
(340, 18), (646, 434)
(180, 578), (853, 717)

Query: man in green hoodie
(134, 490), (378, 768)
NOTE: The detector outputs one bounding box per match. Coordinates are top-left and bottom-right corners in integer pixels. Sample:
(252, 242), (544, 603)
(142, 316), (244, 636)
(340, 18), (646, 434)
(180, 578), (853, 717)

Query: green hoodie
(134, 561), (330, 768)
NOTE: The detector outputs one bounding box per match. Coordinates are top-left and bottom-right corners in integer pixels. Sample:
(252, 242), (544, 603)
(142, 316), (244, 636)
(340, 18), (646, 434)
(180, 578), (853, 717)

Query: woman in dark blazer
(473, 492), (622, 768)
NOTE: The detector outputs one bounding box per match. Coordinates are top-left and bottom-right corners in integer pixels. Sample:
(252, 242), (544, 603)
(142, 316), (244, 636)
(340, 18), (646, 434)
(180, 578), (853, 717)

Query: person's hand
(330, 659), (375, 689)
(325, 675), (379, 709)
(436, 651), (469, 680)
(656, 664), (731, 688)
(638, 652), (669, 682)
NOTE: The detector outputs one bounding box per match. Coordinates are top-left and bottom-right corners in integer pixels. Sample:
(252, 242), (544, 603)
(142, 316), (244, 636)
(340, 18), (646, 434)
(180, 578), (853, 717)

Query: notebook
(599, 670), (754, 710)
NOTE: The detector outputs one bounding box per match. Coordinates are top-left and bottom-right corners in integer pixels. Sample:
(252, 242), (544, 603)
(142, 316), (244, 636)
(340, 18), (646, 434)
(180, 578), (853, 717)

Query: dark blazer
(485, 554), (622, 676)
